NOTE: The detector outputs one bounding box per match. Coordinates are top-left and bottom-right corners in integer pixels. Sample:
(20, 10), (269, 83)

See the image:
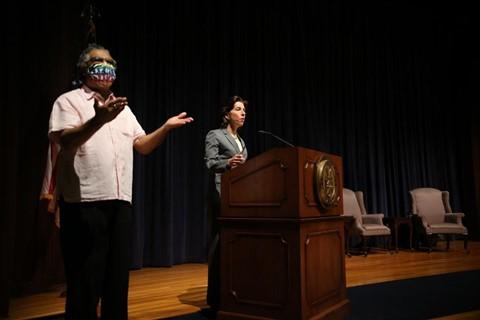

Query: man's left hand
(165, 112), (194, 130)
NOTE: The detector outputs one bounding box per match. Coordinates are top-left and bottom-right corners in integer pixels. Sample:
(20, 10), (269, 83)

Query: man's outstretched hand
(164, 112), (194, 130)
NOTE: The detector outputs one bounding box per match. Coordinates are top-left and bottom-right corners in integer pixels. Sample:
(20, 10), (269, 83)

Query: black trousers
(206, 191), (221, 311)
(59, 200), (132, 320)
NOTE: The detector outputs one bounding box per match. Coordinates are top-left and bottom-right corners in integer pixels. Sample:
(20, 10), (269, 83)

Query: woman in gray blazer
(203, 95), (248, 314)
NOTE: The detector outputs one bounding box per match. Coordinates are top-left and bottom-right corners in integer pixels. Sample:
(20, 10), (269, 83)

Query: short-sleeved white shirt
(49, 86), (145, 203)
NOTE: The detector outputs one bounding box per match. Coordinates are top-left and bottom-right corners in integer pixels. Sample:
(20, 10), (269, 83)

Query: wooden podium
(218, 147), (349, 320)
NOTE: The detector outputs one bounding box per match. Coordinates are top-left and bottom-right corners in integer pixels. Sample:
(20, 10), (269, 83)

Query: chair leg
(346, 235), (351, 257)
(362, 236), (368, 257)
(387, 235), (393, 254)
(427, 235), (432, 253)
(446, 235), (450, 250)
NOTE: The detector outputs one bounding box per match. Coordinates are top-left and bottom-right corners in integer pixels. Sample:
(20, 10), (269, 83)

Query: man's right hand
(93, 94), (128, 124)
(57, 94), (129, 151)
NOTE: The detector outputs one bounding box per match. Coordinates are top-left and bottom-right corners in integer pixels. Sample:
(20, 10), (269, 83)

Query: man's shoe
(200, 307), (217, 319)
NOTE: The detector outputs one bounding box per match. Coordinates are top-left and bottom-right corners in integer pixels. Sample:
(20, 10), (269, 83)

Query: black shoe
(200, 307), (217, 320)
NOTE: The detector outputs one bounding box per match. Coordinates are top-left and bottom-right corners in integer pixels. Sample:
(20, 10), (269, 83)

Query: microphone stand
(258, 130), (295, 148)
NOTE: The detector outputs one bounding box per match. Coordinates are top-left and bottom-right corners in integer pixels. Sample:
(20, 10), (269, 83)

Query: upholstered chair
(409, 188), (468, 252)
(342, 188), (392, 256)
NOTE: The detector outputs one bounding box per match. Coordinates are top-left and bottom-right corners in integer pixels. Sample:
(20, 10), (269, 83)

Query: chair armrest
(445, 212), (465, 224)
(354, 217), (363, 230)
(446, 212), (465, 217)
(367, 213), (385, 218)
(415, 213), (430, 229)
(362, 214), (384, 224)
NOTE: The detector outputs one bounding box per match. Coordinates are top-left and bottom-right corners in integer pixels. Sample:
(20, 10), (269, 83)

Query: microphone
(258, 130), (295, 147)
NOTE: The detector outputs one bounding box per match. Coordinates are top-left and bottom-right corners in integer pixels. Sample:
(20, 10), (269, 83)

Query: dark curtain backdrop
(2, 0), (479, 316)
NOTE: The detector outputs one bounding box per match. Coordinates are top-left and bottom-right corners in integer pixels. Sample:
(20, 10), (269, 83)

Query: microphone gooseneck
(258, 130), (295, 148)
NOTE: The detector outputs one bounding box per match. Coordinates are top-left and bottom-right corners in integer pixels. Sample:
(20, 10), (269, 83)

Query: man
(47, 43), (193, 319)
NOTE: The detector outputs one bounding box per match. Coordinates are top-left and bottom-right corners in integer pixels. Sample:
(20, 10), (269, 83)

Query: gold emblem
(314, 158), (340, 209)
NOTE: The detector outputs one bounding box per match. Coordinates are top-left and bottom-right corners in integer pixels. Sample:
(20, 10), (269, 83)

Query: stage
(9, 241), (480, 320)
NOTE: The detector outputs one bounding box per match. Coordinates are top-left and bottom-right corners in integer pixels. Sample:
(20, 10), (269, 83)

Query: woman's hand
(228, 153), (245, 169)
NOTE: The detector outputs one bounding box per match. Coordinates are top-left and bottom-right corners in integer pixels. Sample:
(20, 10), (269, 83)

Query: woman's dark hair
(72, 43), (113, 87)
(220, 95), (248, 128)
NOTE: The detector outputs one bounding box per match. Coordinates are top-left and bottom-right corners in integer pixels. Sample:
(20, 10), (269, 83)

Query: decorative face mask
(86, 62), (117, 82)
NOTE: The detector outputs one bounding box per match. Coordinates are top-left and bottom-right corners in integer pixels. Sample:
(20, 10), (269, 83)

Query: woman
(204, 95), (248, 313)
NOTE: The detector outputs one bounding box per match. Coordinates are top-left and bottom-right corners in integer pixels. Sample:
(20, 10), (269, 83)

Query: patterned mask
(86, 62), (117, 82)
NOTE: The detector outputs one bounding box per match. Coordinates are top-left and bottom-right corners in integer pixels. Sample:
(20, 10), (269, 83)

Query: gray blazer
(204, 128), (248, 194)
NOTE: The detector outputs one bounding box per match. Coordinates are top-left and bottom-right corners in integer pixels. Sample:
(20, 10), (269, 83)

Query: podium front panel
(221, 147), (343, 218)
(218, 217), (349, 320)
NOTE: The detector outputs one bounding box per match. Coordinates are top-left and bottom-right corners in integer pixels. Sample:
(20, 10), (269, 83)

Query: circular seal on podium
(314, 157), (340, 209)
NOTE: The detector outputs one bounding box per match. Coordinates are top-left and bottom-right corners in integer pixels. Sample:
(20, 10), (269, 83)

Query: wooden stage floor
(8, 241), (480, 320)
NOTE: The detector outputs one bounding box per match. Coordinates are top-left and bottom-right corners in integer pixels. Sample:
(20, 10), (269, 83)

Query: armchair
(342, 188), (392, 256)
(409, 188), (468, 252)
